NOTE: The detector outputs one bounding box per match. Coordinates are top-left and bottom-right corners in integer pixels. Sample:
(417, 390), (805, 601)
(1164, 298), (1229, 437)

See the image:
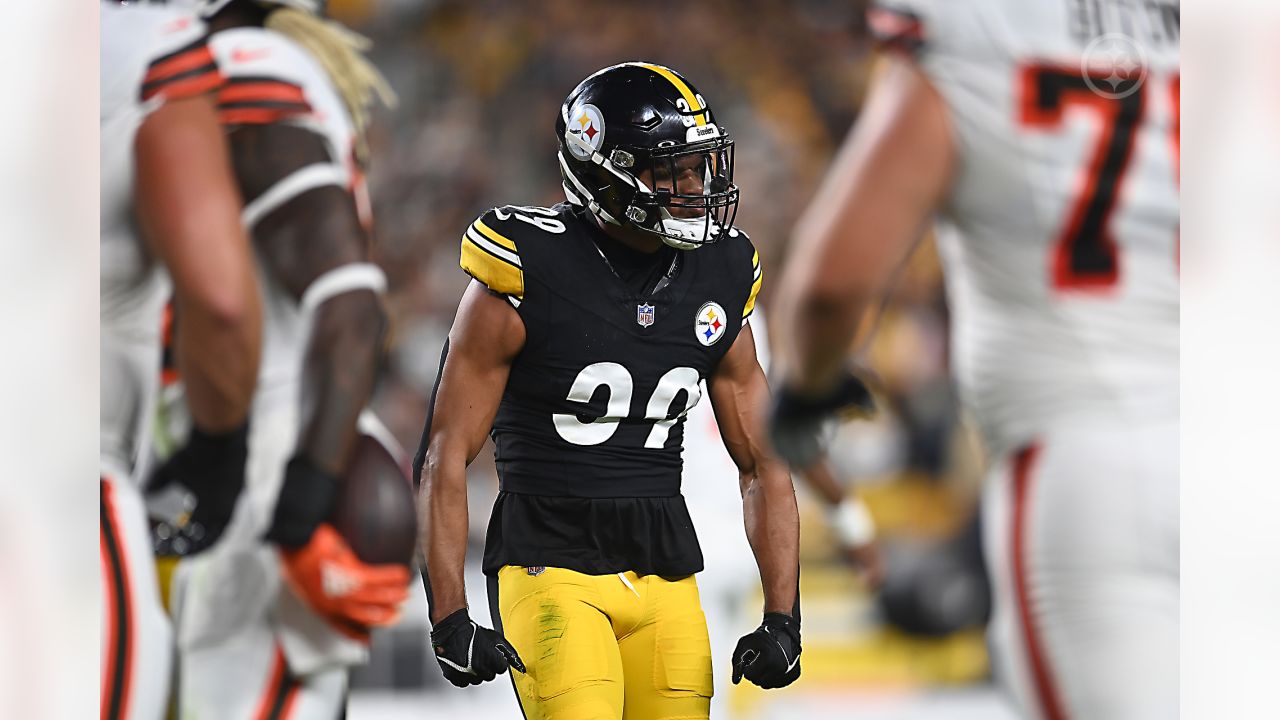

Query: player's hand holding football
(277, 524), (409, 635)
(768, 370), (875, 468)
(146, 423), (250, 556)
(267, 456), (409, 636)
(732, 612), (802, 689)
(430, 608), (525, 687)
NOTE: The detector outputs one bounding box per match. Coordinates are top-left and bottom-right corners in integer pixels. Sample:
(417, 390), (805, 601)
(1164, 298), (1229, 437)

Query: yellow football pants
(491, 566), (713, 720)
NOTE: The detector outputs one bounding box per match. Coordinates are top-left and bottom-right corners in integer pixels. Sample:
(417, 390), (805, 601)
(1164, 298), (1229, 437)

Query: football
(330, 429), (418, 568)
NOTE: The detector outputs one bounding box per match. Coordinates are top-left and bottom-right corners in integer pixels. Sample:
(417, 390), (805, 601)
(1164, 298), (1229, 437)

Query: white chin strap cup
(657, 208), (719, 249)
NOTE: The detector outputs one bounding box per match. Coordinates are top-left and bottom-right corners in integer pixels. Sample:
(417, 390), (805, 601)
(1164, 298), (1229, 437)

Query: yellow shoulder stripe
(473, 219), (517, 251)
(460, 231), (523, 298)
(744, 260), (763, 319)
(635, 62), (707, 127)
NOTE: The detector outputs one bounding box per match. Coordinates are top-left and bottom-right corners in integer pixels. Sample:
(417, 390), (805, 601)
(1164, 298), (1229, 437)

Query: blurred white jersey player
(163, 1), (405, 719)
(102, 3), (261, 718)
(775, 1), (1179, 719)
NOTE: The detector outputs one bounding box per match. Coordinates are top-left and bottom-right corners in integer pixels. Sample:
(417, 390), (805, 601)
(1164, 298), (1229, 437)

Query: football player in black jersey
(415, 63), (803, 718)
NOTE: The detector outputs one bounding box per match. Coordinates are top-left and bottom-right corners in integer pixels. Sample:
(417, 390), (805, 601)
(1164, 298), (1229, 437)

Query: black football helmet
(556, 62), (739, 250)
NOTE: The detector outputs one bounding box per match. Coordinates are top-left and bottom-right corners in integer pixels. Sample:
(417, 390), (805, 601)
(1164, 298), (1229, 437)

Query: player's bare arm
(226, 122), (406, 630)
(415, 280), (526, 686)
(768, 54), (955, 468)
(229, 123), (386, 477)
(797, 459), (884, 586)
(136, 93), (261, 432)
(710, 323), (799, 614)
(776, 55), (954, 396)
(416, 281), (524, 622)
(137, 91), (263, 556)
(710, 323), (806, 689)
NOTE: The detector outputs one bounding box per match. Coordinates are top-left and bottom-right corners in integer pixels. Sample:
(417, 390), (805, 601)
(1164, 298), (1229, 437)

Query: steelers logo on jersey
(694, 301), (728, 346)
(566, 103), (606, 160)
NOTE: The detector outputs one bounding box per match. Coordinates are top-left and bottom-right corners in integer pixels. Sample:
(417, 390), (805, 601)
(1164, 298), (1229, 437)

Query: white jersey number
(553, 363), (702, 447)
(493, 206), (566, 234)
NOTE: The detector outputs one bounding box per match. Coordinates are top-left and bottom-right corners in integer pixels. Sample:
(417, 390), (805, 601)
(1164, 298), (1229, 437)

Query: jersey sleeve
(726, 229), (762, 322)
(460, 208), (524, 299)
(208, 32), (315, 126)
(866, 2), (927, 58)
(138, 17), (223, 103)
(743, 244), (762, 321)
(216, 75), (313, 125)
(866, 0), (987, 69)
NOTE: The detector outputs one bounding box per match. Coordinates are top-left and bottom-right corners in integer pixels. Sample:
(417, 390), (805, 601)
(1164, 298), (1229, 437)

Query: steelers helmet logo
(566, 103), (606, 160)
(694, 301), (728, 347)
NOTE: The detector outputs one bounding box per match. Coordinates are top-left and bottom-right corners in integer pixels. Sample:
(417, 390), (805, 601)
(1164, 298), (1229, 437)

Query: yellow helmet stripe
(635, 63), (707, 127)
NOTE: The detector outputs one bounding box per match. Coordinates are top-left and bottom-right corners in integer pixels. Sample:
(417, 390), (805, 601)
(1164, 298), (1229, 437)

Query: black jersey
(457, 203), (762, 577)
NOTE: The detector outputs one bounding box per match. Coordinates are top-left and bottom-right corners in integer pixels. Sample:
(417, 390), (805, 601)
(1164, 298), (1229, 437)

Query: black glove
(732, 612), (802, 689)
(430, 609), (525, 687)
(263, 455), (340, 549)
(768, 371), (875, 468)
(146, 424), (249, 557)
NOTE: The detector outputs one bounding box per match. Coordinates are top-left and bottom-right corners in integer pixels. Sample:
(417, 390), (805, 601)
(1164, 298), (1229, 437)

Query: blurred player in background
(158, 1), (408, 717)
(417, 62), (801, 718)
(101, 3), (262, 717)
(771, 1), (1179, 719)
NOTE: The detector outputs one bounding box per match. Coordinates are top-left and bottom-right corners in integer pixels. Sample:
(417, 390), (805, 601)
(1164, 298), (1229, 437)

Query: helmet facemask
(630, 136), (738, 250)
(563, 130), (742, 251)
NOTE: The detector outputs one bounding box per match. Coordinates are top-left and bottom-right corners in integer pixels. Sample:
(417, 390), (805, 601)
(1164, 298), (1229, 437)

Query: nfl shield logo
(636, 303), (655, 327)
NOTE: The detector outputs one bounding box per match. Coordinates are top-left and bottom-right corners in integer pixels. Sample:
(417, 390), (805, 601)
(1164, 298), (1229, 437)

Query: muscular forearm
(137, 95), (262, 431)
(784, 286), (875, 396)
(410, 282), (524, 626)
(419, 447), (470, 624)
(297, 290), (386, 476)
(775, 228), (885, 396)
(742, 463), (800, 615)
(176, 284), (262, 431)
